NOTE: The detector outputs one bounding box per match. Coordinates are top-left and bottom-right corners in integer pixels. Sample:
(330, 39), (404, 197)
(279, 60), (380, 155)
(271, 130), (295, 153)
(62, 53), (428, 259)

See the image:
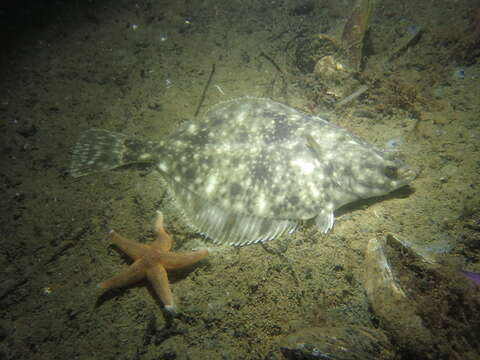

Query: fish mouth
(387, 165), (416, 190)
(397, 166), (417, 183)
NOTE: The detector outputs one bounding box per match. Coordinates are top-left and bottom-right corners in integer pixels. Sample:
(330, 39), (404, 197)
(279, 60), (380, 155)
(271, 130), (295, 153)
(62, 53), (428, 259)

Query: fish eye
(384, 166), (398, 179)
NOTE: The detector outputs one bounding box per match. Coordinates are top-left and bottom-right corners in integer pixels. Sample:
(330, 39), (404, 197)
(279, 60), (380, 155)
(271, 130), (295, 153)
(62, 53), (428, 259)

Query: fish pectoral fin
(315, 209), (335, 233)
(304, 134), (323, 161)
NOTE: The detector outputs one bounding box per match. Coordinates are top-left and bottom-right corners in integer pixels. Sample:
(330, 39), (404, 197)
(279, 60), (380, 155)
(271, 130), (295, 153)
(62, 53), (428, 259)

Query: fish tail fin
(70, 129), (131, 178)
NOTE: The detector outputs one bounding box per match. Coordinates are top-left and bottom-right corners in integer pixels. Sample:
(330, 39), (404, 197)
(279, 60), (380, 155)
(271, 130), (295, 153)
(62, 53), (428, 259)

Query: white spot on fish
(205, 175), (219, 194)
(255, 193), (268, 214)
(309, 184), (320, 198)
(158, 162), (168, 172)
(291, 157), (315, 175)
(237, 110), (247, 123)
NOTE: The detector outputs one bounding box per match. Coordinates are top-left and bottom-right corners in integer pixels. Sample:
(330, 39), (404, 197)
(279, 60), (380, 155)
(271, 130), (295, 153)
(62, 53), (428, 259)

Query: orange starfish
(98, 211), (209, 314)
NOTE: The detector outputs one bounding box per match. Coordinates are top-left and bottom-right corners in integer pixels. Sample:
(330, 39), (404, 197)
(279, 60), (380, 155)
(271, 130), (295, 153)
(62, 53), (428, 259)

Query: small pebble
(385, 138), (402, 152)
(453, 67), (465, 79)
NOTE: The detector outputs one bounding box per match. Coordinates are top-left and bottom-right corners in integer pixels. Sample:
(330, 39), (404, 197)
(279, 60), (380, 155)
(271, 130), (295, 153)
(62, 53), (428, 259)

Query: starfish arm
(109, 230), (150, 260)
(98, 259), (147, 289)
(98, 213), (207, 314)
(147, 264), (174, 309)
(152, 211), (172, 252)
(160, 250), (209, 270)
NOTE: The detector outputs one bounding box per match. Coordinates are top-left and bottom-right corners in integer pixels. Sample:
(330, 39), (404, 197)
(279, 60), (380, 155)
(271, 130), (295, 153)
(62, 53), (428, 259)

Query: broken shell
(314, 55), (349, 79)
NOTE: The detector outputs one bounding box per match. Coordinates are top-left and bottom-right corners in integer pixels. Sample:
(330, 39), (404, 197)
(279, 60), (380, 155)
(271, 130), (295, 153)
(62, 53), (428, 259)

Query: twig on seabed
(214, 84), (225, 95)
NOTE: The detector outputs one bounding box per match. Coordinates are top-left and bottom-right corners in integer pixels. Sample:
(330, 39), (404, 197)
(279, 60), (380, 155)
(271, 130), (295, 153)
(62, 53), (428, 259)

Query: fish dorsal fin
(304, 134), (323, 160)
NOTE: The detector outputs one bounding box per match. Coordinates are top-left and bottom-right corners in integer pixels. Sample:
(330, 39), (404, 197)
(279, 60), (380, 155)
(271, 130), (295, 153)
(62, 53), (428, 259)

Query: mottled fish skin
(70, 97), (415, 245)
(157, 98), (414, 235)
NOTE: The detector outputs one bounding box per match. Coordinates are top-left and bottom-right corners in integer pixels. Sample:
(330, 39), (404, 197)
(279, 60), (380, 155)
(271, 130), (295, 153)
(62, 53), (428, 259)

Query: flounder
(70, 97), (415, 245)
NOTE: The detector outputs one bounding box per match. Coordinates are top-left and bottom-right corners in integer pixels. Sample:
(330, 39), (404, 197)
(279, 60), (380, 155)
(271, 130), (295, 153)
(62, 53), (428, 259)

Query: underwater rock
(279, 233), (480, 359)
(364, 234), (480, 359)
(289, 2), (314, 16)
(280, 325), (394, 360)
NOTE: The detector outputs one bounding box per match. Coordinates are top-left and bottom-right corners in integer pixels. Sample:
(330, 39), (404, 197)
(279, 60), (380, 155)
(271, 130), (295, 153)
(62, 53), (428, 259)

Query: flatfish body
(70, 97), (415, 245)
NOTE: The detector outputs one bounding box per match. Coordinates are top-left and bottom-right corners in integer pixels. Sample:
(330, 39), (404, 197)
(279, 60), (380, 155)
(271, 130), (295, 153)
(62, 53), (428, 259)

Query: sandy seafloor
(1, 0), (480, 359)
